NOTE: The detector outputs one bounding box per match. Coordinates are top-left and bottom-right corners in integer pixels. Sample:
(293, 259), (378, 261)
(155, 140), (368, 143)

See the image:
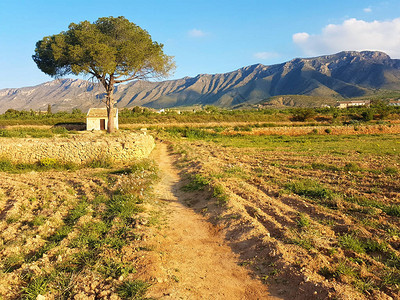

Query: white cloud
(188, 29), (207, 38)
(293, 18), (400, 58)
(364, 7), (372, 13)
(253, 52), (280, 60)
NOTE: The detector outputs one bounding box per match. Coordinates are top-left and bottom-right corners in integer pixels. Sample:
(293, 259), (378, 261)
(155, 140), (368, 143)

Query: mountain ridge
(1, 50), (400, 113)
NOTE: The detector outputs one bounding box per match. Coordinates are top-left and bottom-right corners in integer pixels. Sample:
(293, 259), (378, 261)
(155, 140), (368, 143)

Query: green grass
(0, 127), (74, 138)
(296, 213), (311, 228)
(105, 194), (144, 222)
(291, 236), (314, 250)
(384, 205), (400, 217)
(0, 157), (79, 173)
(212, 184), (229, 205)
(182, 174), (211, 191)
(69, 221), (109, 249)
(338, 233), (368, 253)
(22, 276), (51, 300)
(1, 254), (24, 273)
(165, 129), (400, 158)
(116, 280), (151, 300)
(97, 259), (136, 279)
(339, 233), (390, 255)
(30, 215), (46, 227)
(383, 167), (399, 175)
(65, 200), (89, 225)
(85, 157), (113, 168)
(285, 179), (334, 200)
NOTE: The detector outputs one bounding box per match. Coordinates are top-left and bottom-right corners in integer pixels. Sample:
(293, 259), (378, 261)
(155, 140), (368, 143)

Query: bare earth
(144, 142), (274, 299)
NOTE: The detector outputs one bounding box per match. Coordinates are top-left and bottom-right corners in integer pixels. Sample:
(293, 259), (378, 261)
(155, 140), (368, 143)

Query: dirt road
(146, 142), (275, 299)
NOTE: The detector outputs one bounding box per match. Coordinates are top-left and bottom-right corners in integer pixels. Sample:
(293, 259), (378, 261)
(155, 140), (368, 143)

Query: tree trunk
(106, 80), (115, 134)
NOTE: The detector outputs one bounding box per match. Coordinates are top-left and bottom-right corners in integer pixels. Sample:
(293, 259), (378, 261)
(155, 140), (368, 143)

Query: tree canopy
(33, 16), (174, 132)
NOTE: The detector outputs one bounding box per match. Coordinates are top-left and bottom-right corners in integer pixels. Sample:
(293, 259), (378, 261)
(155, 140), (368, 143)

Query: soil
(142, 142), (275, 299)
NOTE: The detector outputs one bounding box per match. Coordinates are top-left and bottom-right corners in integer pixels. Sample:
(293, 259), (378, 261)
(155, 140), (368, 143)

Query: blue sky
(1, 0), (400, 89)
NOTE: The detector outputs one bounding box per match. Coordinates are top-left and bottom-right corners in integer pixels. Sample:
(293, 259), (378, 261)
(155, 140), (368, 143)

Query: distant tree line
(0, 101), (398, 126)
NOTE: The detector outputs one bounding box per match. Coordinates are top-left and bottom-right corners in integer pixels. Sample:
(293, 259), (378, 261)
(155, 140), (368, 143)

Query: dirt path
(146, 142), (275, 299)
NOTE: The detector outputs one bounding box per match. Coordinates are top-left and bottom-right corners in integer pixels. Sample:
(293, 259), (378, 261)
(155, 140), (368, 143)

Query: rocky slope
(1, 51), (400, 112)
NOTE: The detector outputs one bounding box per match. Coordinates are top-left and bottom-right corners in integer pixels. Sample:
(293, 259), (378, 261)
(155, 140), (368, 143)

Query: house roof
(87, 108), (118, 118)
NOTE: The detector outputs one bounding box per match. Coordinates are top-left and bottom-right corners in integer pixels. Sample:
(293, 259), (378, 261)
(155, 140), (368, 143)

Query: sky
(1, 0), (400, 89)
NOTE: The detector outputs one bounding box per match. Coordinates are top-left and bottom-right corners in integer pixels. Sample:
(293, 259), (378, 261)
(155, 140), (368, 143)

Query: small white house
(86, 108), (118, 131)
(337, 100), (371, 109)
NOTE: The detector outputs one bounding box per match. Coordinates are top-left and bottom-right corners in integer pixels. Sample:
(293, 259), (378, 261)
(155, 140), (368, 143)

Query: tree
(33, 16), (174, 133)
(291, 108), (316, 121)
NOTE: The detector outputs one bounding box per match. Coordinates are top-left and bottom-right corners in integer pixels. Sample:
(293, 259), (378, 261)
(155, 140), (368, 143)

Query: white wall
(86, 117), (118, 130)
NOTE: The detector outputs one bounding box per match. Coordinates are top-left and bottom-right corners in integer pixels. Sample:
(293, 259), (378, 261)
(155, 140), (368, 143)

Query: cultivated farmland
(0, 122), (399, 299)
(161, 125), (400, 299)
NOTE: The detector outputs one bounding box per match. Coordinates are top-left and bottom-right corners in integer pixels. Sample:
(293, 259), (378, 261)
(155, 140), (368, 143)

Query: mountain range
(1, 50), (400, 113)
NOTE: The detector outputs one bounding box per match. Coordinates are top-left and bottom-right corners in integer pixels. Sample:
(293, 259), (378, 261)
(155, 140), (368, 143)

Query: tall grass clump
(285, 179), (334, 200)
(213, 184), (229, 205)
(117, 280), (151, 299)
(182, 174), (211, 191)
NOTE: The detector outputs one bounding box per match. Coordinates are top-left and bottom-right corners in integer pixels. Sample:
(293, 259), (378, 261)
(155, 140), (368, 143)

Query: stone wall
(0, 132), (155, 164)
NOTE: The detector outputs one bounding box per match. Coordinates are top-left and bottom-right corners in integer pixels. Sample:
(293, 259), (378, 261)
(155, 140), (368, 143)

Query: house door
(100, 119), (106, 130)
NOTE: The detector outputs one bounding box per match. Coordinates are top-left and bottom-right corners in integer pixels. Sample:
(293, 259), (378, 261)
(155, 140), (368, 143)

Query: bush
(39, 157), (58, 168)
(361, 110), (374, 121)
(291, 108), (317, 122)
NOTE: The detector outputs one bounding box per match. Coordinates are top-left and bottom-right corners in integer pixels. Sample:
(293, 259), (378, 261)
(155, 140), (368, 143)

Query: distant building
(86, 108), (118, 131)
(337, 100), (371, 108)
(389, 100), (400, 106)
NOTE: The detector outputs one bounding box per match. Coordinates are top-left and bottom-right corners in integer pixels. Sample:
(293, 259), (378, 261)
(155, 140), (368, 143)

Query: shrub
(39, 157), (58, 168)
